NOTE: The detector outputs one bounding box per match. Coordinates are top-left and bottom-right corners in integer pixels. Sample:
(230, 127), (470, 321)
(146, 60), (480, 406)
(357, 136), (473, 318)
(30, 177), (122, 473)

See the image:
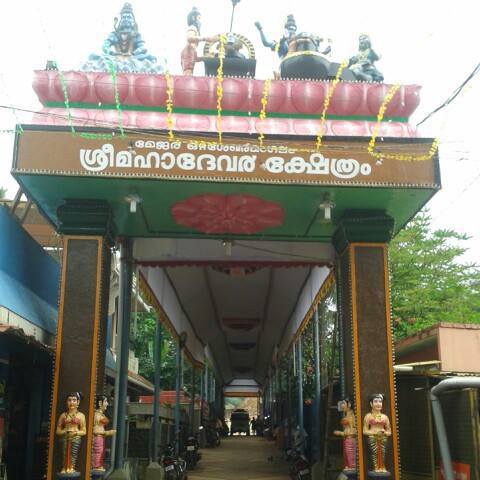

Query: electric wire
(0, 104), (436, 157)
(234, 241), (332, 263)
(416, 61), (480, 127)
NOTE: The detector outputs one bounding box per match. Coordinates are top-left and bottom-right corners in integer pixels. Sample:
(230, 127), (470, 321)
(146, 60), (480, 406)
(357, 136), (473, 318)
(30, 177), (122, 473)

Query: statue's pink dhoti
(343, 436), (357, 470)
(92, 435), (105, 469)
(181, 44), (197, 74)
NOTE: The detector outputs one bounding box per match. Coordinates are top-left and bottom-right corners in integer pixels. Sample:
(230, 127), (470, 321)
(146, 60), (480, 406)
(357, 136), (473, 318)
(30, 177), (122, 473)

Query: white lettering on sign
(261, 153), (371, 178)
(79, 142), (372, 179)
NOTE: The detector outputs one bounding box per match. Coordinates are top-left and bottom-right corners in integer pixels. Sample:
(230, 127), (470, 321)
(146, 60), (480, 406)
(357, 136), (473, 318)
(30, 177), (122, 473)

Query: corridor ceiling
(136, 238), (333, 383)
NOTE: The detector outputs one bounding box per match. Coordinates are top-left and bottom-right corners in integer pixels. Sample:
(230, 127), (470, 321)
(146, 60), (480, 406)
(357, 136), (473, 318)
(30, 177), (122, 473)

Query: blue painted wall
(0, 206), (60, 334)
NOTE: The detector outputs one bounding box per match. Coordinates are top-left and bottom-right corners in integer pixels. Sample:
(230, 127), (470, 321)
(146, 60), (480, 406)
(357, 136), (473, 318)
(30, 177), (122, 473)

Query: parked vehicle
(162, 444), (188, 479)
(185, 433), (201, 470)
(220, 418), (230, 437)
(230, 409), (250, 435)
(205, 422), (221, 447)
(285, 446), (311, 480)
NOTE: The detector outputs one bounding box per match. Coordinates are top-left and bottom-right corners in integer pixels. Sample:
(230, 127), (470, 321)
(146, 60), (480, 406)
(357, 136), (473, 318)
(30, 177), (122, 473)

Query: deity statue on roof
(255, 15), (331, 59)
(254, 14), (345, 80)
(82, 3), (166, 74)
(181, 7), (216, 75)
(348, 34), (384, 82)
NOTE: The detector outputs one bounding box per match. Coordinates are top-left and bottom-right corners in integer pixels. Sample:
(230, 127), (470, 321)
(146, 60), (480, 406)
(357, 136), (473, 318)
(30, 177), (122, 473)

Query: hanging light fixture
(222, 239), (233, 256)
(124, 193), (142, 213)
(319, 195), (335, 223)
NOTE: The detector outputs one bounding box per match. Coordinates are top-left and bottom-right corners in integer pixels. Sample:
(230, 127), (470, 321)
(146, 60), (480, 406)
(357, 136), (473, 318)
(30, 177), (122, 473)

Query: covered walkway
(189, 437), (290, 480)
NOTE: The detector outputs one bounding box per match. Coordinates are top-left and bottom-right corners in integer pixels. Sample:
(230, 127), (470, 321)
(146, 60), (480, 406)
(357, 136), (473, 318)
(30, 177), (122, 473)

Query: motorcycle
(285, 447), (311, 480)
(185, 434), (201, 470)
(205, 423), (221, 448)
(162, 444), (188, 479)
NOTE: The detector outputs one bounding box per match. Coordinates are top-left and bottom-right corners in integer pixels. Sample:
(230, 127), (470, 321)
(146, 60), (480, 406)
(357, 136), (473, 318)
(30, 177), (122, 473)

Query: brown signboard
(14, 129), (439, 187)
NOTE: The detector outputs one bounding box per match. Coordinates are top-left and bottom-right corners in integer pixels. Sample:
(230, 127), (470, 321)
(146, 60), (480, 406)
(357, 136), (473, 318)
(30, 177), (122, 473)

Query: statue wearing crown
(82, 3), (166, 73)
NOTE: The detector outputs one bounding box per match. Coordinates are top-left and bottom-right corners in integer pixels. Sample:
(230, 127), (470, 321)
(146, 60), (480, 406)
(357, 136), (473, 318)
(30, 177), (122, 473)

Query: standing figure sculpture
(363, 393), (391, 476)
(92, 395), (116, 473)
(181, 7), (215, 75)
(333, 397), (357, 474)
(55, 392), (86, 477)
(348, 34), (384, 82)
(254, 14), (298, 59)
(255, 15), (331, 59)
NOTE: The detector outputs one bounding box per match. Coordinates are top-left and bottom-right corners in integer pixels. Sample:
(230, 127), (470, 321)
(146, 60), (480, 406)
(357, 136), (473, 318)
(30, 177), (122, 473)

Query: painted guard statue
(363, 393), (392, 477)
(91, 395), (116, 478)
(55, 392), (86, 478)
(82, 2), (166, 73)
(333, 397), (357, 478)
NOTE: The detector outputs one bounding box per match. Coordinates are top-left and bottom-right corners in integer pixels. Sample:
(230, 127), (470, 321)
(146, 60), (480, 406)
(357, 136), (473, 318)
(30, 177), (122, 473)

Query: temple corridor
(189, 437), (290, 480)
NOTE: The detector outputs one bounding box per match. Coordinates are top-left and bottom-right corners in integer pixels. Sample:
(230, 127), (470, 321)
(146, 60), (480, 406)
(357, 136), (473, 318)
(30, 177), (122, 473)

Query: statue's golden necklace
(372, 412), (383, 422)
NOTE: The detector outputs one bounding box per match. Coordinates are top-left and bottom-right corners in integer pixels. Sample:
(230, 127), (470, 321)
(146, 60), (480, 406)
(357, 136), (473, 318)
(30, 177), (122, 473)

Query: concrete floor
(189, 436), (290, 480)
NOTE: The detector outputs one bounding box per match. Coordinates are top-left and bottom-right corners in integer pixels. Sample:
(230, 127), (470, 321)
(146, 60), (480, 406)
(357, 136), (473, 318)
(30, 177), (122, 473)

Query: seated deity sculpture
(348, 34), (384, 82)
(82, 3), (166, 74)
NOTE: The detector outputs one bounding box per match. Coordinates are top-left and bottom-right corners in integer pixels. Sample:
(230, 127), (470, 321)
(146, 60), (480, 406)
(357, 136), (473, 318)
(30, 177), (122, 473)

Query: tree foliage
(130, 312), (178, 390)
(389, 211), (480, 338)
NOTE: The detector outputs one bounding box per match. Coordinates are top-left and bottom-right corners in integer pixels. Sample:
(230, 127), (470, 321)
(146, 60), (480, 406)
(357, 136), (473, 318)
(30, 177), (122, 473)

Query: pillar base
(144, 462), (165, 480)
(367, 472), (390, 478)
(107, 468), (131, 480)
(311, 460), (323, 480)
(199, 428), (206, 448)
(91, 469), (107, 479)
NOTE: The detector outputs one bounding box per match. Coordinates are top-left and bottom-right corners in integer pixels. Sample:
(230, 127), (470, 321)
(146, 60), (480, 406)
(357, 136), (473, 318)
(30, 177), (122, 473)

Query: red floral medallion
(171, 194), (284, 234)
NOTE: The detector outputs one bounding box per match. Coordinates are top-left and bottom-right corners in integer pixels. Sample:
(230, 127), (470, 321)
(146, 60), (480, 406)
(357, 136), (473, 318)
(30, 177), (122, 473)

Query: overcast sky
(1, 0), (479, 260)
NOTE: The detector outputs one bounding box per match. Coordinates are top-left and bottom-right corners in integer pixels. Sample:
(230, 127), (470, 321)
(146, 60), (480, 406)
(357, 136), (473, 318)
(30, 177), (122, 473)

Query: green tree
(130, 312), (178, 389)
(389, 210), (480, 338)
(0, 187), (6, 199)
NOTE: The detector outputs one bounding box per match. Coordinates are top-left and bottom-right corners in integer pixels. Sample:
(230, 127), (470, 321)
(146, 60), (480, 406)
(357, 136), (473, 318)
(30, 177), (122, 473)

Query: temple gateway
(10, 2), (443, 480)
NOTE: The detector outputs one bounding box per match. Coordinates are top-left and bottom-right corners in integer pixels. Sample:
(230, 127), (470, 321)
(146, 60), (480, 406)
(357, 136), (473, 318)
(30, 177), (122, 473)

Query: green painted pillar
(174, 340), (182, 456)
(189, 367), (195, 434)
(297, 339), (304, 451)
(313, 307), (321, 462)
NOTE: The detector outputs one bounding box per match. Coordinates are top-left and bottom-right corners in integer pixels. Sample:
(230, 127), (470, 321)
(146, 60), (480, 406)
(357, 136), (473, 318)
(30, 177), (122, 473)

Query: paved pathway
(189, 436), (290, 480)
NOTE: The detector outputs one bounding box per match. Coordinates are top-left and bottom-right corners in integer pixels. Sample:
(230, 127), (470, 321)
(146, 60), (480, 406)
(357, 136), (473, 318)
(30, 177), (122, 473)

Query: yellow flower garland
(315, 60), (348, 151)
(368, 84), (439, 162)
(258, 40), (281, 146)
(164, 71), (175, 142)
(258, 78), (272, 147)
(216, 34), (227, 144)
